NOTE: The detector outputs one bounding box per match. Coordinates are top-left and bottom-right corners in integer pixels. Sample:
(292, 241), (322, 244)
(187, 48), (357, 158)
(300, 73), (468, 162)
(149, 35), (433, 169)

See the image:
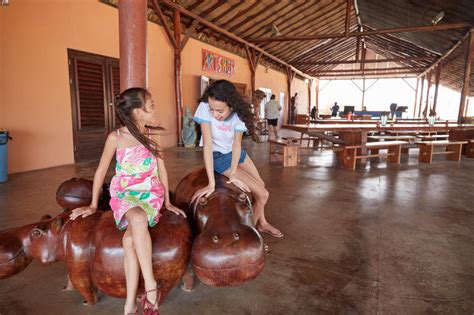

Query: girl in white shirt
(192, 80), (282, 238)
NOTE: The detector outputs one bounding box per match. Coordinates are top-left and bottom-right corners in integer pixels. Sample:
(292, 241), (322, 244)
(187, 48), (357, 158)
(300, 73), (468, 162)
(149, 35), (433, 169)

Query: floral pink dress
(109, 129), (164, 230)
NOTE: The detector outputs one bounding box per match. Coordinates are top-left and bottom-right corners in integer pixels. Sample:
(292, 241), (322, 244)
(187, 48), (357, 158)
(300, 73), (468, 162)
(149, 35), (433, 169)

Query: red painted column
(118, 0), (147, 91)
(174, 9), (184, 146)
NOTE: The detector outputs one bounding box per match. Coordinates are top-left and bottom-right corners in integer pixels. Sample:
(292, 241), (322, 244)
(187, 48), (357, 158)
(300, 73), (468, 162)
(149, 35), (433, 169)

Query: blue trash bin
(0, 131), (12, 183)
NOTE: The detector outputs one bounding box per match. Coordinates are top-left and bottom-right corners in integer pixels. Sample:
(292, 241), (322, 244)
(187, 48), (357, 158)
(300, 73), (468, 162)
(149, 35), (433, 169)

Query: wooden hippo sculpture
(0, 178), (192, 306)
(173, 168), (265, 288)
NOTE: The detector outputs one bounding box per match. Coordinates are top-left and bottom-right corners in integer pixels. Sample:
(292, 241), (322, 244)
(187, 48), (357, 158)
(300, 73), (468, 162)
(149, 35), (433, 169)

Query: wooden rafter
(240, 1), (297, 38)
(250, 22), (471, 42)
(151, 0), (177, 49)
(228, 1), (281, 33)
(157, 0), (312, 79)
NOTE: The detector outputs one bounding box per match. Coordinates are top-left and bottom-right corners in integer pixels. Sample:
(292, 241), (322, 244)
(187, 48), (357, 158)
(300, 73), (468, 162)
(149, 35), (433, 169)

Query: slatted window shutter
(76, 60), (107, 129)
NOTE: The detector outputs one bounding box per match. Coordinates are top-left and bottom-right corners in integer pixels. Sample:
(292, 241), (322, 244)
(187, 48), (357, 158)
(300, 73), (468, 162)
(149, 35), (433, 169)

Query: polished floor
(1, 134), (473, 314)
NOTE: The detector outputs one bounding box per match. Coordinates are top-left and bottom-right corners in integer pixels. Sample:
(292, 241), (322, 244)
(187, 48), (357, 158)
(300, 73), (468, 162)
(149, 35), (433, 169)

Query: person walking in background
(264, 94), (282, 140)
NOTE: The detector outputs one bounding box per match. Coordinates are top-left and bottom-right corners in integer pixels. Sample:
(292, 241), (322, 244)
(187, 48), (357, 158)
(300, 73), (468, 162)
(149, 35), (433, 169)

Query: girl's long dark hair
(115, 87), (164, 158)
(198, 80), (255, 134)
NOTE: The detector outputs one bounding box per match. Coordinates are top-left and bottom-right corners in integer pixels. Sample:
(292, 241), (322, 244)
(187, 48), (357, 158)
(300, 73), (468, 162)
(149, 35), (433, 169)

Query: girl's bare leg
(126, 208), (159, 310)
(123, 227), (139, 314)
(235, 157), (282, 236)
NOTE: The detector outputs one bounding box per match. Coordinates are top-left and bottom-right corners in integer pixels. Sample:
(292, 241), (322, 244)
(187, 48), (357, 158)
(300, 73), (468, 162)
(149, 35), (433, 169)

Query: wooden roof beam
(157, 0), (313, 79)
(345, 0), (353, 37)
(313, 66), (424, 74)
(418, 29), (472, 78)
(293, 56), (435, 65)
(315, 71), (420, 78)
(250, 23), (471, 42)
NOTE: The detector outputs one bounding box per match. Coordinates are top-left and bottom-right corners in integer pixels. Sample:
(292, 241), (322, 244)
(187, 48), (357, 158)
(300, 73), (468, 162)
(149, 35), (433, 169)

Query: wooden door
(68, 49), (120, 163)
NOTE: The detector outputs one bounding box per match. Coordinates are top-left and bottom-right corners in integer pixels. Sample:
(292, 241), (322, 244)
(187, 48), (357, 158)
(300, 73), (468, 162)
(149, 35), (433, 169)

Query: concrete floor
(1, 134), (474, 314)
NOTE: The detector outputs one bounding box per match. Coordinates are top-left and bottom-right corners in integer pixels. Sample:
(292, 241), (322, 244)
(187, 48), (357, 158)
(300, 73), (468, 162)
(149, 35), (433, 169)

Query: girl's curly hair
(198, 80), (255, 134)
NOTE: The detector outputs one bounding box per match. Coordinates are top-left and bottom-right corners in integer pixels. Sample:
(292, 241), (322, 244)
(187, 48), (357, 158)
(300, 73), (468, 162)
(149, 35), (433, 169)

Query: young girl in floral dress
(70, 87), (185, 315)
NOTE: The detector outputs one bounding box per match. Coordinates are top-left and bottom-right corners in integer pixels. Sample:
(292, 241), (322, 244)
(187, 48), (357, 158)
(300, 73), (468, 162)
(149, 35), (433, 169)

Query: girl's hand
(70, 205), (97, 220)
(165, 203), (187, 217)
(226, 174), (250, 192)
(191, 185), (215, 204)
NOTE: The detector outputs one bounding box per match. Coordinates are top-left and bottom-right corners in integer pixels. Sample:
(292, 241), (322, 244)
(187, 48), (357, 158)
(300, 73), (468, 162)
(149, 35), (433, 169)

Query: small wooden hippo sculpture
(0, 178), (192, 306)
(173, 168), (265, 288)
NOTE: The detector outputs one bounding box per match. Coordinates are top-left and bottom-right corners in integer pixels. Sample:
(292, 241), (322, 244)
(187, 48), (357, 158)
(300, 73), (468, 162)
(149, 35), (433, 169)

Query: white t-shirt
(265, 100), (280, 119)
(193, 102), (248, 154)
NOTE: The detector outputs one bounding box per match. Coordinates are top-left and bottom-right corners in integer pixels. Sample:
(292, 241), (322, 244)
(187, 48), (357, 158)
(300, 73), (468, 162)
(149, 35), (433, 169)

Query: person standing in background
(331, 102), (339, 117)
(264, 94), (282, 140)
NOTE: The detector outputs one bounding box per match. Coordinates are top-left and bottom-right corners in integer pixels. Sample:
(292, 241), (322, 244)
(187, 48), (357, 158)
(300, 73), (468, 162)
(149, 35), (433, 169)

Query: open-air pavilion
(1, 0), (473, 314)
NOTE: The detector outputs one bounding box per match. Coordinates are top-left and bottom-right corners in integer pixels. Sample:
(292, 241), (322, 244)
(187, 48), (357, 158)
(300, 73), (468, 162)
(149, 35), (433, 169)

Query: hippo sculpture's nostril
(238, 193), (247, 203)
(199, 197), (208, 206)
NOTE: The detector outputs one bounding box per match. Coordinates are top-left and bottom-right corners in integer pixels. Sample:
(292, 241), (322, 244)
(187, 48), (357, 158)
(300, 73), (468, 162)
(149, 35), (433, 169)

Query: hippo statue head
(191, 190), (265, 287)
(0, 214), (65, 279)
(27, 216), (66, 265)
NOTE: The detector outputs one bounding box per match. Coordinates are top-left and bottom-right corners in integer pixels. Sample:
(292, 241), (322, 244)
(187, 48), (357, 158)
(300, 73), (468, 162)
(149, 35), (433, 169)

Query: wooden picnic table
(282, 123), (474, 169)
(282, 123), (474, 146)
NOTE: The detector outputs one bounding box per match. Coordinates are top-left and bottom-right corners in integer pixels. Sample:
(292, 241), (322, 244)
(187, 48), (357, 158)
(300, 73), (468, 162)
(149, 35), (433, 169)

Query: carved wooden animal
(0, 178), (192, 306)
(173, 168), (265, 288)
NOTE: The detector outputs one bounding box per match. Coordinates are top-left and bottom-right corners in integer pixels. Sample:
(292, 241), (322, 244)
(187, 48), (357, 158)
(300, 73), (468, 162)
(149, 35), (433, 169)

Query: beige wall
(1, 0), (307, 174)
(181, 39), (252, 112)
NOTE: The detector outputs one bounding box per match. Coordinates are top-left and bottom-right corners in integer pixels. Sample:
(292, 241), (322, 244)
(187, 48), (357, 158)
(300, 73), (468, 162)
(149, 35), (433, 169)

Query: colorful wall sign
(202, 49), (236, 76)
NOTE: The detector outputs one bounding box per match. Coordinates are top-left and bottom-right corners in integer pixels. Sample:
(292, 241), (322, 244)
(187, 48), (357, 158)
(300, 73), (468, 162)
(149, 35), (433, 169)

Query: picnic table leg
(447, 144), (462, 162)
(387, 145), (402, 164)
(342, 148), (356, 170)
(419, 144), (433, 164)
(283, 146), (299, 167)
(466, 142), (474, 158)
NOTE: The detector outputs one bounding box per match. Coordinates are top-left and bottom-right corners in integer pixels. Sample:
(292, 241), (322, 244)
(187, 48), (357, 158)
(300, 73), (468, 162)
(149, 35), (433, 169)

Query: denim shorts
(213, 150), (247, 174)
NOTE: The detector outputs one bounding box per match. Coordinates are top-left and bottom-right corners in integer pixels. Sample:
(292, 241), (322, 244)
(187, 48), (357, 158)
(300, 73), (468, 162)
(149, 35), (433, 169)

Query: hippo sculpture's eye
(233, 232), (240, 240)
(30, 227), (45, 239)
(212, 235), (219, 243)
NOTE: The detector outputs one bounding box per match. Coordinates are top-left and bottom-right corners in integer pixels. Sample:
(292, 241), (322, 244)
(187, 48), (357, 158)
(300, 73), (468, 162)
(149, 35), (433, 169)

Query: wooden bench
(342, 141), (407, 170)
(417, 140), (468, 164)
(368, 135), (416, 154)
(416, 134), (449, 141)
(269, 139), (299, 167)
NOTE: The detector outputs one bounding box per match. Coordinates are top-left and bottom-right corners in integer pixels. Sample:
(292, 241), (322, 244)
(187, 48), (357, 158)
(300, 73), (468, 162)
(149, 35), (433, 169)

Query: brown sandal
(140, 287), (161, 315)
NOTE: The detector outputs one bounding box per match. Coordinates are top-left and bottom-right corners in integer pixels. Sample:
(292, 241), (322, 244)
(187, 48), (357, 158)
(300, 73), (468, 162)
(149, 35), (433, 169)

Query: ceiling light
(431, 11), (445, 25)
(271, 24), (281, 37)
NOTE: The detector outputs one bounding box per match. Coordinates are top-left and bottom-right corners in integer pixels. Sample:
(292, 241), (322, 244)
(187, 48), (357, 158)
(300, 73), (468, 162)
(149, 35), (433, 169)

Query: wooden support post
(118, 0), (147, 91)
(308, 80), (311, 117)
(413, 77), (420, 118)
(418, 76), (425, 117)
(459, 29), (474, 123)
(174, 9), (184, 146)
(361, 77), (366, 110)
(432, 64), (442, 113)
(315, 79), (319, 115)
(245, 45), (257, 119)
(286, 67), (295, 124)
(423, 71), (432, 118)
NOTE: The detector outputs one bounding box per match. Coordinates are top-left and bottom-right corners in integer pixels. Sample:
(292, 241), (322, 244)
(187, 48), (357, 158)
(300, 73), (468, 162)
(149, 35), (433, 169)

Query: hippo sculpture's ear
(51, 218), (63, 233)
